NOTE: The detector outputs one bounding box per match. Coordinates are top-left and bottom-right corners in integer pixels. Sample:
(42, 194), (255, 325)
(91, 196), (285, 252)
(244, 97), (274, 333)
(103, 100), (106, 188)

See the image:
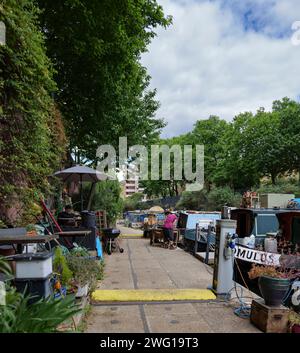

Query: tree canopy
(38, 0), (171, 161)
(144, 97), (300, 201)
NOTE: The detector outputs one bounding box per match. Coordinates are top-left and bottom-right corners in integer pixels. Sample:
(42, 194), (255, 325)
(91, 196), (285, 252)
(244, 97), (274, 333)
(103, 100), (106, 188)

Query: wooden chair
(150, 229), (179, 249)
(150, 229), (164, 246)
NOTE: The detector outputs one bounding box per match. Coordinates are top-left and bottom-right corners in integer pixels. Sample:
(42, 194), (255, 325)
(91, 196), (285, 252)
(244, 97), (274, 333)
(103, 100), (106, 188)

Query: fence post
(205, 224), (212, 264)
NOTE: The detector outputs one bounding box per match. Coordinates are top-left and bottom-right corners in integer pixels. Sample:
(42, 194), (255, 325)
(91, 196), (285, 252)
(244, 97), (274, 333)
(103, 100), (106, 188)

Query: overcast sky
(141, 0), (300, 138)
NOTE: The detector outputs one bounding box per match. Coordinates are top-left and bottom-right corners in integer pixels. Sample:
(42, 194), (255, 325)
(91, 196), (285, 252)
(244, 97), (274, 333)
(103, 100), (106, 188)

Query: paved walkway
(85, 228), (260, 333)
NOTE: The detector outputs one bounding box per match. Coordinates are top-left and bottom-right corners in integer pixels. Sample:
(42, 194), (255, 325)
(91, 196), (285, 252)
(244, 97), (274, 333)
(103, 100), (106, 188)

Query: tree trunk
(175, 182), (179, 196)
(271, 173), (276, 185)
(87, 182), (96, 210)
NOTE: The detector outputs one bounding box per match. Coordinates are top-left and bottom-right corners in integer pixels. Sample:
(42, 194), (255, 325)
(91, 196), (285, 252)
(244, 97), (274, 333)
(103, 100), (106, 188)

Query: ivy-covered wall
(0, 0), (67, 225)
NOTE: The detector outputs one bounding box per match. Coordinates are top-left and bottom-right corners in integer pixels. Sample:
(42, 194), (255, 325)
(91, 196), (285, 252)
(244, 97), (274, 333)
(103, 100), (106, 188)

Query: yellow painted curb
(91, 289), (216, 302)
(120, 234), (143, 237)
(120, 234), (143, 239)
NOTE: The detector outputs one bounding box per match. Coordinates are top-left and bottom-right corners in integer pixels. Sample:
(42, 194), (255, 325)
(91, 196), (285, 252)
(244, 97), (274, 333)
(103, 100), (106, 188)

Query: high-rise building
(120, 165), (146, 199)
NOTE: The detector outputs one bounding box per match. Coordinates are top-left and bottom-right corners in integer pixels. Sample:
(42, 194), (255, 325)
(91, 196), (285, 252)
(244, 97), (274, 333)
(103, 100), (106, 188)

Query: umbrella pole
(87, 182), (96, 211)
(80, 174), (83, 211)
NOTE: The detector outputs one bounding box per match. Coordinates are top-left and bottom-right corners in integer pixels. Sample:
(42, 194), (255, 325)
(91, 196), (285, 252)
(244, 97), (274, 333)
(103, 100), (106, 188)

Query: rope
(223, 252), (253, 319)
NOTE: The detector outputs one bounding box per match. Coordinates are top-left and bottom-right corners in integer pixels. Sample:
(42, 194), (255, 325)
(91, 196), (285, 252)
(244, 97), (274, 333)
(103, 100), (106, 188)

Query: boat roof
(231, 208), (294, 215)
(180, 210), (221, 214)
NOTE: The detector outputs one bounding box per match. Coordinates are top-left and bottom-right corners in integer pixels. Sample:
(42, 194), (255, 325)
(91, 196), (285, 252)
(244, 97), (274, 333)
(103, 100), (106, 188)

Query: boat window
(177, 213), (188, 229)
(255, 214), (279, 236)
(238, 213), (249, 237)
(292, 217), (300, 244)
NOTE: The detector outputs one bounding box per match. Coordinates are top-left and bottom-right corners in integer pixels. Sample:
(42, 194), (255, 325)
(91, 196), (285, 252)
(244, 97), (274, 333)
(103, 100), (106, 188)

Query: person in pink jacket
(163, 210), (178, 249)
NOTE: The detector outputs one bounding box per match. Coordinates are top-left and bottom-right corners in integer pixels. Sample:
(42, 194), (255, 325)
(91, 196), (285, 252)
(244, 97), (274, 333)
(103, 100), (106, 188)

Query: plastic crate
(13, 252), (53, 279)
(15, 275), (53, 304)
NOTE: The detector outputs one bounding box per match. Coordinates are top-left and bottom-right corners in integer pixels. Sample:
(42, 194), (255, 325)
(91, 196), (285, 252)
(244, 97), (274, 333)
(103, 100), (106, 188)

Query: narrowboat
(177, 211), (221, 252)
(231, 208), (300, 297)
(231, 208), (283, 246)
(124, 211), (147, 228)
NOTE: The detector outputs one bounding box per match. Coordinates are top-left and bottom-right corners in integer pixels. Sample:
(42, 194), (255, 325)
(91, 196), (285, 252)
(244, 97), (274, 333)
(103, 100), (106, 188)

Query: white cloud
(142, 0), (300, 137)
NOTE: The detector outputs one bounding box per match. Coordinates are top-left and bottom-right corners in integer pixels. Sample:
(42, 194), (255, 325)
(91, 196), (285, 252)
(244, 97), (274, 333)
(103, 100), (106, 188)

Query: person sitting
(162, 210), (178, 249)
(143, 214), (157, 238)
(57, 205), (76, 227)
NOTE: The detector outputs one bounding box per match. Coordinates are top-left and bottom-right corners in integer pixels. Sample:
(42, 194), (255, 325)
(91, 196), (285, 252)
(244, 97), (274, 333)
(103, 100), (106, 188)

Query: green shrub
(207, 186), (241, 211)
(176, 190), (208, 210)
(0, 287), (80, 333)
(76, 181), (124, 225)
(0, 257), (80, 333)
(124, 192), (144, 211)
(70, 246), (90, 257)
(257, 178), (300, 196)
(53, 247), (73, 286)
(67, 256), (104, 290)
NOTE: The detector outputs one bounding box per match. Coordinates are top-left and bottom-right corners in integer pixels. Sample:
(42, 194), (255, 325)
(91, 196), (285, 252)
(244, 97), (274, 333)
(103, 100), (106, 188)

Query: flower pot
(75, 284), (89, 298)
(292, 324), (300, 333)
(258, 276), (290, 306)
(53, 286), (67, 299)
(26, 231), (37, 237)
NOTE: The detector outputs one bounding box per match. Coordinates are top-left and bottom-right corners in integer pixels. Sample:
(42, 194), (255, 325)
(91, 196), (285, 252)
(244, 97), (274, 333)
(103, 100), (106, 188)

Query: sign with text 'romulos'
(234, 245), (281, 266)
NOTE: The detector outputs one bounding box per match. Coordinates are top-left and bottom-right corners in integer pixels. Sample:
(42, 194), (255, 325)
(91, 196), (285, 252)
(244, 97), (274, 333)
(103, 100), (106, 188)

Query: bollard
(212, 219), (237, 296)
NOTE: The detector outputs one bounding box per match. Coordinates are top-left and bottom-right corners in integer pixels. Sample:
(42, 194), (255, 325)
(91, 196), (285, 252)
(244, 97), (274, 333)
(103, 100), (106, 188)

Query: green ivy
(0, 1), (66, 225)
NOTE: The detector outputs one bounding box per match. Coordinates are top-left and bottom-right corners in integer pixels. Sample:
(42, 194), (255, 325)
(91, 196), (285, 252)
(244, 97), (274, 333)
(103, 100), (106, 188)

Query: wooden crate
(95, 210), (107, 230)
(250, 299), (289, 333)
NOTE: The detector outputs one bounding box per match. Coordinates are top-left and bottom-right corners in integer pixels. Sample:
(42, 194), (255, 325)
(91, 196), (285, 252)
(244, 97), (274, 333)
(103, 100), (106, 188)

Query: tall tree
(273, 97), (300, 183)
(214, 112), (261, 190)
(38, 0), (171, 161)
(243, 108), (285, 185)
(189, 115), (230, 190)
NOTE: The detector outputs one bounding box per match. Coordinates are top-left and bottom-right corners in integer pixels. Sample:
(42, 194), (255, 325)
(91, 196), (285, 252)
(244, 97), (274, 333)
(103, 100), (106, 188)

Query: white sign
(234, 245), (281, 266)
(0, 21), (5, 45)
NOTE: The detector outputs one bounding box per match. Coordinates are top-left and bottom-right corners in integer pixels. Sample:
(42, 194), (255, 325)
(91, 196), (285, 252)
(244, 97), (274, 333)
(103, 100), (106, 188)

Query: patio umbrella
(148, 206), (164, 213)
(53, 165), (109, 211)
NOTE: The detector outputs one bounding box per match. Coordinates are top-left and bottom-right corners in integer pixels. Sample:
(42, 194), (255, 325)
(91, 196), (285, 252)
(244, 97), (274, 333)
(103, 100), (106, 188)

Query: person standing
(163, 210), (178, 249)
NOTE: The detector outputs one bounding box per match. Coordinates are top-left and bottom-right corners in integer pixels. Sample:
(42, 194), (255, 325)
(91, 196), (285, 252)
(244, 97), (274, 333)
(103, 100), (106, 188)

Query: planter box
(250, 298), (289, 333)
(75, 284), (89, 298)
(13, 252), (53, 279)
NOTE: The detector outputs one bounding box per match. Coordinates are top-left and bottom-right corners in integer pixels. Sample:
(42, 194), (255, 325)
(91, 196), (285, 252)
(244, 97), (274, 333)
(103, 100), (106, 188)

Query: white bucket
(264, 237), (278, 253)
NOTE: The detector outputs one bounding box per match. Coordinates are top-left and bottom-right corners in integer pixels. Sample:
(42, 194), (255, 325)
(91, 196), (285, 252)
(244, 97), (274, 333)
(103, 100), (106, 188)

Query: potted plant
(248, 264), (294, 306)
(70, 246), (90, 258)
(53, 247), (73, 290)
(67, 255), (104, 298)
(26, 224), (37, 236)
(289, 310), (300, 333)
(66, 256), (92, 298)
